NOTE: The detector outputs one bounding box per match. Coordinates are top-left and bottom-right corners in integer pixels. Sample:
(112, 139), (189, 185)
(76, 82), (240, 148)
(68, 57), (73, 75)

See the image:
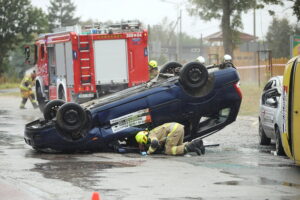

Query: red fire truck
(33, 21), (149, 108)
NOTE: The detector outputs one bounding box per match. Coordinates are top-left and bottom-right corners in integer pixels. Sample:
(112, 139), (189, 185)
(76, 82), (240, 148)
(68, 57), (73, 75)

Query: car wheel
(275, 127), (285, 156)
(56, 102), (86, 132)
(160, 61), (182, 75)
(179, 62), (208, 89)
(43, 100), (66, 121)
(259, 120), (271, 145)
(36, 85), (46, 112)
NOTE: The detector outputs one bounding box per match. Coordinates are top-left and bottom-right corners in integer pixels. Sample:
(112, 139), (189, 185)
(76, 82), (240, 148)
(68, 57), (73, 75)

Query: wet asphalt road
(0, 94), (300, 200)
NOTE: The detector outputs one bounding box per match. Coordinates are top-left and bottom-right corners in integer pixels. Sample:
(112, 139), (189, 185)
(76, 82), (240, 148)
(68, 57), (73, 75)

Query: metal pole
(179, 9), (182, 62)
(269, 50), (273, 77)
(253, 6), (257, 65)
(257, 51), (260, 87)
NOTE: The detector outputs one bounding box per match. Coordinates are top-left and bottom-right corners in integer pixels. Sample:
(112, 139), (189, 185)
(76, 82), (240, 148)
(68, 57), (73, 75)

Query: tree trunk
(221, 0), (233, 57)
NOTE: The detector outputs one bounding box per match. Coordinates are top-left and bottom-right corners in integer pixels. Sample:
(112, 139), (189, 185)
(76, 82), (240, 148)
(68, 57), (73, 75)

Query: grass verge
(239, 82), (265, 116)
(0, 82), (19, 89)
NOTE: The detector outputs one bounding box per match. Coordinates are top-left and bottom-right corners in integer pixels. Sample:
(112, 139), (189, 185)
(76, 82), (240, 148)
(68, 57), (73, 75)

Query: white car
(259, 76), (285, 155)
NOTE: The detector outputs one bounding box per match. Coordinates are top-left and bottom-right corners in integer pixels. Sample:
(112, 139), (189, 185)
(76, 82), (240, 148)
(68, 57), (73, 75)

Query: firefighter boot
(185, 139), (205, 155)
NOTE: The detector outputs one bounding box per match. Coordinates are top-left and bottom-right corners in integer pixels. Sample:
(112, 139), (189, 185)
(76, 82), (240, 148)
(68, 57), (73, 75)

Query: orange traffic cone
(91, 192), (101, 200)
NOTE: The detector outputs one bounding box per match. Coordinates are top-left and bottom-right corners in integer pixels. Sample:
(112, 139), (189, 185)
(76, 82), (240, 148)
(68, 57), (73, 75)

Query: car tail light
(234, 82), (242, 99)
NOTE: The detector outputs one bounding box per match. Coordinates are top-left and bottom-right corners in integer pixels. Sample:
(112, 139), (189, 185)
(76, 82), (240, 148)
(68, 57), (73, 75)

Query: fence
(236, 57), (289, 85)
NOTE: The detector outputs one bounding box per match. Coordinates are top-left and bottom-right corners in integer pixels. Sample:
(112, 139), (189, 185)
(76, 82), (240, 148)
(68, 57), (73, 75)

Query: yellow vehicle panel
(282, 56), (300, 165)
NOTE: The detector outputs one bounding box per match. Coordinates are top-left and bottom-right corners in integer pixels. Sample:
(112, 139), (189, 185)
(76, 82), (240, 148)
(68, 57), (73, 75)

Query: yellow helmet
(135, 131), (148, 144)
(149, 60), (158, 68)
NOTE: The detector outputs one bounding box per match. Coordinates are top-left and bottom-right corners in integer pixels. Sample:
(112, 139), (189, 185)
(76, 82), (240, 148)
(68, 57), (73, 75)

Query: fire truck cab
(34, 21), (149, 109)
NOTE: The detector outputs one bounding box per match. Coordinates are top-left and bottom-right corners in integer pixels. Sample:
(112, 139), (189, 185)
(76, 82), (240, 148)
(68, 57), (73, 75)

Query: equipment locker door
(93, 39), (128, 84)
(65, 42), (74, 86)
(55, 43), (66, 79)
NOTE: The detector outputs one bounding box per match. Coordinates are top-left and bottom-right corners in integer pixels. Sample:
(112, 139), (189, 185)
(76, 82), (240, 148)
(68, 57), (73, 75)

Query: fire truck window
(40, 45), (45, 59)
(34, 45), (38, 65)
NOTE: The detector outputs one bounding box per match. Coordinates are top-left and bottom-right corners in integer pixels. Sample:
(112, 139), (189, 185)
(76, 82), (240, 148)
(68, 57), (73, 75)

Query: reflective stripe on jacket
(147, 122), (180, 154)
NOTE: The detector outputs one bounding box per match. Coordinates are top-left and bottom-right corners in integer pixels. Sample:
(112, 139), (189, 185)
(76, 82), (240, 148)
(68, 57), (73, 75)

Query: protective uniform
(149, 60), (158, 79)
(19, 72), (38, 109)
(136, 122), (205, 156)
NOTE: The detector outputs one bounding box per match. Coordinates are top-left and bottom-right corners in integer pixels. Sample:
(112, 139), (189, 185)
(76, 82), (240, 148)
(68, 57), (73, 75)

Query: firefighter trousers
(20, 90), (38, 109)
(164, 124), (186, 155)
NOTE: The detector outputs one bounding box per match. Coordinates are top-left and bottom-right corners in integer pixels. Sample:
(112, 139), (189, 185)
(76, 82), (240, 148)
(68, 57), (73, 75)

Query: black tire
(275, 127), (285, 156)
(43, 100), (66, 121)
(56, 102), (86, 132)
(179, 62), (208, 89)
(160, 61), (182, 75)
(259, 120), (271, 145)
(59, 88), (66, 101)
(36, 85), (46, 112)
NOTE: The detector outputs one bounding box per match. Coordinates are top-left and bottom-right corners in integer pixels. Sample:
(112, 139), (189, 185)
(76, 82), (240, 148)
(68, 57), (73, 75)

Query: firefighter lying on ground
(19, 70), (38, 109)
(149, 60), (158, 79)
(135, 122), (205, 156)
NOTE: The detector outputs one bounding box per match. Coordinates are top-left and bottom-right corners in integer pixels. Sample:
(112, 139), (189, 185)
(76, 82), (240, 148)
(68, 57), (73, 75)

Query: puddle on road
(214, 177), (300, 189)
(0, 131), (21, 146)
(0, 110), (8, 115)
(31, 160), (138, 190)
(259, 163), (297, 168)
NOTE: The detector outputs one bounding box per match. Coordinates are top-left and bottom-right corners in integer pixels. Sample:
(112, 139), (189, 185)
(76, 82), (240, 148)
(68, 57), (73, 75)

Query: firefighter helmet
(224, 54), (232, 62)
(196, 56), (205, 64)
(149, 60), (158, 68)
(135, 131), (148, 144)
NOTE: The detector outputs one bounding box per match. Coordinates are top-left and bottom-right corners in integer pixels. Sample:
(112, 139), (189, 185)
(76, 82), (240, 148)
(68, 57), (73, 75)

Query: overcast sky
(31, 0), (296, 39)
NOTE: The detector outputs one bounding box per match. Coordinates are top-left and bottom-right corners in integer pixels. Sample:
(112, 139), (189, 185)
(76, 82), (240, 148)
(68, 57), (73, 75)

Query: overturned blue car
(24, 61), (242, 153)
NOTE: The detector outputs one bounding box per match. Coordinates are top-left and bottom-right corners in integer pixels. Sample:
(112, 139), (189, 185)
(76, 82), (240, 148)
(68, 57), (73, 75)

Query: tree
(289, 0), (300, 21)
(266, 18), (294, 58)
(0, 0), (48, 75)
(187, 0), (283, 56)
(48, 0), (80, 31)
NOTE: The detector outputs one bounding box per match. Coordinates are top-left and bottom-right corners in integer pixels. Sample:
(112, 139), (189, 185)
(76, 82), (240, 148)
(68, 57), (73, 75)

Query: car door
(261, 88), (278, 138)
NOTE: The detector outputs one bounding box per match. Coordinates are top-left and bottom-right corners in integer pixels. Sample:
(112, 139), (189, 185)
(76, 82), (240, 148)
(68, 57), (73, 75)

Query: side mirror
(266, 98), (277, 107)
(24, 46), (30, 64)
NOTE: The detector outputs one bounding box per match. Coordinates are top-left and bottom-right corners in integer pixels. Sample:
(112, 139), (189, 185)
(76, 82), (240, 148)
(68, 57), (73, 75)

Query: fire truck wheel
(56, 102), (86, 132)
(160, 61), (182, 75)
(43, 100), (66, 121)
(59, 88), (66, 101)
(36, 85), (46, 112)
(179, 62), (208, 89)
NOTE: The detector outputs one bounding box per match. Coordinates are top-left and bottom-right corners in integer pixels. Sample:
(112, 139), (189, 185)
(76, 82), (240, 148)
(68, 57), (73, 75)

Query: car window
(263, 80), (273, 91)
(197, 107), (231, 133)
(262, 88), (280, 107)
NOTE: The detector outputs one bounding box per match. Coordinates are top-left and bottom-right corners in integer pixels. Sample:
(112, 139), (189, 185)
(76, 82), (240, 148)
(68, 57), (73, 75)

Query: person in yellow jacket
(148, 60), (158, 79)
(19, 70), (38, 109)
(135, 122), (205, 156)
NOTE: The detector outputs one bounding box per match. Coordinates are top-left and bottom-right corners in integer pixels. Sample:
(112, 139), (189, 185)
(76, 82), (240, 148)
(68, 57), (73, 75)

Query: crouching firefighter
(19, 70), (38, 109)
(135, 122), (205, 156)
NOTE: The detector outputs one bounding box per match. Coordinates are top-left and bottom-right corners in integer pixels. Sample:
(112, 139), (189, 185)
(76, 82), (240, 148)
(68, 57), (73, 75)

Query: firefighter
(149, 60), (158, 79)
(19, 70), (38, 109)
(196, 56), (205, 64)
(135, 122), (205, 156)
(221, 54), (235, 69)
